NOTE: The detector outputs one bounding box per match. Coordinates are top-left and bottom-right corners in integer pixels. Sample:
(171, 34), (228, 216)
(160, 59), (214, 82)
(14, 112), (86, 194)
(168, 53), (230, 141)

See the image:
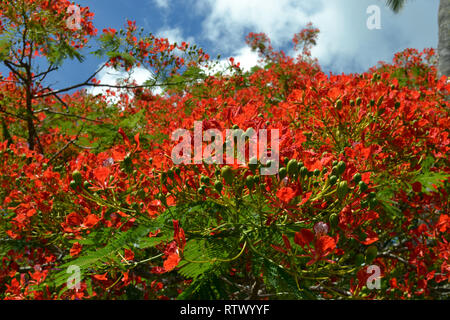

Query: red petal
(294, 229), (315, 247)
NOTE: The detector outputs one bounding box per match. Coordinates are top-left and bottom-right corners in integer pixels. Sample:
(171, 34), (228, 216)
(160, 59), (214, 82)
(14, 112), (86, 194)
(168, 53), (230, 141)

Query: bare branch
(34, 108), (103, 123)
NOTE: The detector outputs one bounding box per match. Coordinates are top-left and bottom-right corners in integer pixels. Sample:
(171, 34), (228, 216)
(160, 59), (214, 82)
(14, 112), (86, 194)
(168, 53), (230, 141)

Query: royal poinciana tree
(0, 1), (449, 300)
(385, 0), (450, 78)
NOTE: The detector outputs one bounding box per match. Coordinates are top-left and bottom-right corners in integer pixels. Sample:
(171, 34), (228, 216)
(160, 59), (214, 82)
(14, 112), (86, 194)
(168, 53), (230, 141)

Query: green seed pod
(329, 213), (339, 229)
(69, 180), (78, 190)
(156, 192), (165, 201)
(336, 161), (346, 175)
(198, 186), (206, 195)
(83, 181), (92, 189)
(72, 170), (82, 184)
(245, 176), (255, 190)
(358, 181), (368, 193)
(369, 198), (378, 210)
(355, 253), (365, 266)
(124, 155), (132, 168)
(248, 156), (258, 172)
(287, 159), (298, 176)
(300, 166), (308, 178)
(337, 181), (349, 200)
(221, 166), (234, 185)
(365, 245), (378, 263)
(376, 95), (384, 107)
(360, 200), (369, 209)
(329, 175), (338, 186)
(352, 173), (362, 184)
(331, 166), (338, 176)
(279, 167), (287, 180)
(214, 181), (223, 193)
(200, 175), (210, 185)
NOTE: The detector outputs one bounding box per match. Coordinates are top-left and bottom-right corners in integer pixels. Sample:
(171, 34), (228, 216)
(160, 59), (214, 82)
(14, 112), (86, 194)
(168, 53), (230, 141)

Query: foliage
(0, 1), (449, 300)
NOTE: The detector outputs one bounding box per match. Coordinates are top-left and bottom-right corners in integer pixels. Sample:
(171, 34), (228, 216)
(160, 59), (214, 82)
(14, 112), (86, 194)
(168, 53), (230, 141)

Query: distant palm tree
(385, 0), (449, 78)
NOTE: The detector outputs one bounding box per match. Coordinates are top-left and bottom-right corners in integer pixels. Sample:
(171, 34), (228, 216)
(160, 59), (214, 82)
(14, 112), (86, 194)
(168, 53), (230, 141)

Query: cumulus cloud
(88, 65), (157, 103)
(193, 0), (438, 73)
(156, 27), (195, 45)
(204, 46), (261, 75)
(196, 0), (313, 50)
(153, 0), (170, 9)
(309, 0), (438, 73)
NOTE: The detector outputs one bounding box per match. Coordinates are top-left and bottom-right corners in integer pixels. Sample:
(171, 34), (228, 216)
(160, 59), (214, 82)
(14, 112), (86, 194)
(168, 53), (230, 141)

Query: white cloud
(88, 65), (157, 104)
(156, 27), (195, 45)
(309, 0), (439, 73)
(197, 0), (312, 50)
(202, 46), (261, 76)
(231, 46), (261, 71)
(153, 0), (170, 9)
(194, 0), (438, 73)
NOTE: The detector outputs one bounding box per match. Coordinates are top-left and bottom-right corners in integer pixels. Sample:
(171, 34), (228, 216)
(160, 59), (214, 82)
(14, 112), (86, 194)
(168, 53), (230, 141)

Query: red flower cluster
(0, 2), (448, 300)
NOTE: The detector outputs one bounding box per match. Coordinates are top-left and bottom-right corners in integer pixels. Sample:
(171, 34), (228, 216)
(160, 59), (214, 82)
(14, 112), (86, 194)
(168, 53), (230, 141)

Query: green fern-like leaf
(40, 215), (169, 291)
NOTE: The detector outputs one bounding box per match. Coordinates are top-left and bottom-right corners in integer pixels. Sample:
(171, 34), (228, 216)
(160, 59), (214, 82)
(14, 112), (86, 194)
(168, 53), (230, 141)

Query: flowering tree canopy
(0, 1), (449, 300)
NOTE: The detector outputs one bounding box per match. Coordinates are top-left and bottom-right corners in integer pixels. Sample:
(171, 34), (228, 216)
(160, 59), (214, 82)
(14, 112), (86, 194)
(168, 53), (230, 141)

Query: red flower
(412, 181), (422, 193)
(436, 214), (449, 233)
(163, 253), (181, 272)
(295, 230), (336, 265)
(70, 242), (82, 257)
(294, 229), (315, 247)
(173, 220), (186, 251)
(66, 212), (82, 226)
(83, 214), (100, 228)
(282, 234), (292, 251)
(300, 192), (313, 205)
(315, 236), (336, 258)
(276, 187), (296, 203)
(124, 249), (134, 261)
(93, 273), (108, 281)
(93, 167), (111, 185)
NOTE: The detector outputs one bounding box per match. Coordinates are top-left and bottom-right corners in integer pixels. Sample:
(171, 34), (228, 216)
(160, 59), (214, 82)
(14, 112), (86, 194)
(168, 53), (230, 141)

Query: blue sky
(1, 0), (440, 92)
